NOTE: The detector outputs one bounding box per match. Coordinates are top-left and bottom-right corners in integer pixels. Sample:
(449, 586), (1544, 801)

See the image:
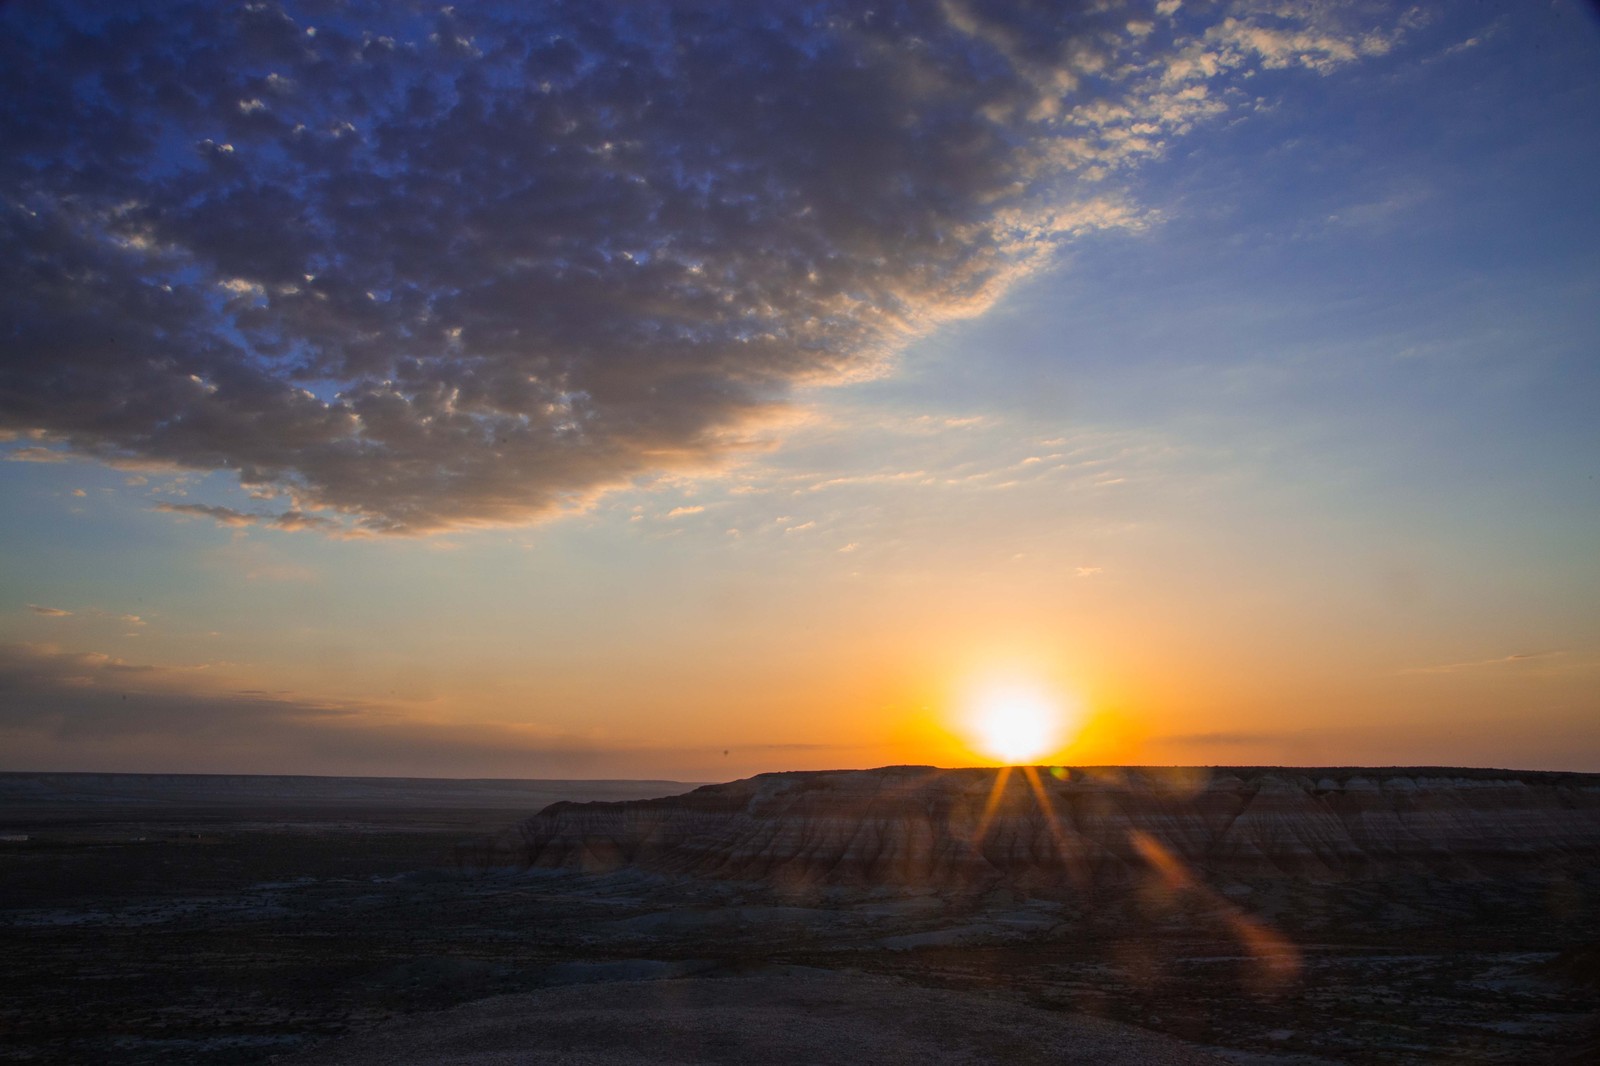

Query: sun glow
(966, 681), (1074, 765)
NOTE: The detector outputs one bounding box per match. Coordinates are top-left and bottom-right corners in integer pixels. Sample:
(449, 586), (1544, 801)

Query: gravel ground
(280, 968), (1229, 1065)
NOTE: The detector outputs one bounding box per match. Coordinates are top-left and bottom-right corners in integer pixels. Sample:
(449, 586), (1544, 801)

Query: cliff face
(518, 766), (1600, 892)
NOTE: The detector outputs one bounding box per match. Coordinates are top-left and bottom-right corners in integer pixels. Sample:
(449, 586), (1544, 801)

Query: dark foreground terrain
(1, 769), (1596, 1064)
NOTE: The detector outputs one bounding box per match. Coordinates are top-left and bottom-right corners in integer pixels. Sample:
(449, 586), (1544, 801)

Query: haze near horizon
(2, 0), (1596, 780)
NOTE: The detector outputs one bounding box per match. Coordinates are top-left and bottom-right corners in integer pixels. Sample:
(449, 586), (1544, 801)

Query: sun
(966, 682), (1072, 765)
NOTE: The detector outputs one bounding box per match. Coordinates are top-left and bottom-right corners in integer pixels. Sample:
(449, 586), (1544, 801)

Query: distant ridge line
(0, 772), (708, 812)
(0, 770), (699, 786)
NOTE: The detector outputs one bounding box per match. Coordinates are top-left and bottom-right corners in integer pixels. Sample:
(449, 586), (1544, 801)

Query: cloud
(267, 509), (340, 533)
(1159, 731), (1276, 746)
(0, 645), (199, 730)
(153, 502), (260, 528)
(26, 605), (72, 617)
(153, 500), (340, 533)
(0, 1), (1405, 534)
(665, 505), (704, 519)
(0, 641), (607, 776)
(1400, 651), (1565, 676)
(5, 447), (68, 463)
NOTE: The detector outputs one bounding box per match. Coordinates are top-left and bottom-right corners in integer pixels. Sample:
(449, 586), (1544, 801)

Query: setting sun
(967, 682), (1075, 765)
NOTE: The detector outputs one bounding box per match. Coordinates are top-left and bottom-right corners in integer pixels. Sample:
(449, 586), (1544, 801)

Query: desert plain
(2, 766), (1597, 1064)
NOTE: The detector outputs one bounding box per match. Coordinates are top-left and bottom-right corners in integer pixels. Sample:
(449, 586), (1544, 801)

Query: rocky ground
(284, 969), (1231, 1066)
(1, 772), (1595, 1064)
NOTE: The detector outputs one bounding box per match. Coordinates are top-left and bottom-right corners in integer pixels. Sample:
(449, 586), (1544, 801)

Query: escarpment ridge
(518, 765), (1600, 890)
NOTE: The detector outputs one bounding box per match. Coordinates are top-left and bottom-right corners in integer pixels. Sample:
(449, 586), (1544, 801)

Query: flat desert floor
(1, 773), (1594, 1064)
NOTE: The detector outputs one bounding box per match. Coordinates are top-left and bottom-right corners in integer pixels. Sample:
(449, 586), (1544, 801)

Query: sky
(2, 0), (1597, 780)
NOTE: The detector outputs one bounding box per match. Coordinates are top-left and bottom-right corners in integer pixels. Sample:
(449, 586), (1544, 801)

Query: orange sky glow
(2, 2), (1596, 779)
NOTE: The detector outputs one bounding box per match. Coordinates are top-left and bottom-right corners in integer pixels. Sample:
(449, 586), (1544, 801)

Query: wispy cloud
(5, 447), (68, 463)
(153, 502), (259, 528)
(0, 641), (728, 776)
(24, 604), (151, 628)
(153, 501), (342, 534)
(1400, 651), (1565, 675)
(1158, 731), (1279, 747)
(0, 642), (579, 775)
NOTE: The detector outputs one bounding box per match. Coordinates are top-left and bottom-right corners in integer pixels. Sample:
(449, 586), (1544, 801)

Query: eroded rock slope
(519, 765), (1600, 892)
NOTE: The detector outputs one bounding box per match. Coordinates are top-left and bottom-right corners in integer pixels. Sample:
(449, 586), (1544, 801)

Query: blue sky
(2, 1), (1596, 777)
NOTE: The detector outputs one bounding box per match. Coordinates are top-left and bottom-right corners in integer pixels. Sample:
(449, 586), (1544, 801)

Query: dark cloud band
(0, 1), (1395, 532)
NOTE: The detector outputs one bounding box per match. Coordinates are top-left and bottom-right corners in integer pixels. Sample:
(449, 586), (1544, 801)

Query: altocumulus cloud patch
(1, 1), (1401, 533)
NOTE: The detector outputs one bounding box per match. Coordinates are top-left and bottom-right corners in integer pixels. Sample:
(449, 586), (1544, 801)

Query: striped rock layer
(518, 765), (1600, 892)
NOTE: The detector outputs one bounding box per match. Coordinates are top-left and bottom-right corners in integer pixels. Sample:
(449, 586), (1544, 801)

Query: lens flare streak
(1129, 829), (1302, 989)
